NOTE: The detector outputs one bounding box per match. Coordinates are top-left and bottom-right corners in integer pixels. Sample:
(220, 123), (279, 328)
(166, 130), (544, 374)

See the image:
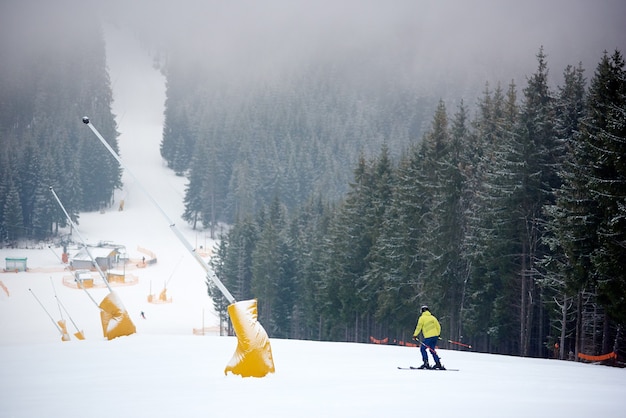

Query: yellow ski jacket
(413, 311), (441, 339)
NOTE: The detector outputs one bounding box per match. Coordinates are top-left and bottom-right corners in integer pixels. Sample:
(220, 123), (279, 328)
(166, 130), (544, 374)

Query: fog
(103, 0), (625, 91)
(3, 0), (626, 99)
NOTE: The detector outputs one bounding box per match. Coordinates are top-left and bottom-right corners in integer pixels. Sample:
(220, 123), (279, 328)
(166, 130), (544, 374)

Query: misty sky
(2, 0), (626, 95)
(103, 0), (626, 86)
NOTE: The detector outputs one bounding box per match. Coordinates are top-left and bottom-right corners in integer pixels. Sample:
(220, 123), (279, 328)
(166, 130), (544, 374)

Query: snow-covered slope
(1, 25), (625, 418)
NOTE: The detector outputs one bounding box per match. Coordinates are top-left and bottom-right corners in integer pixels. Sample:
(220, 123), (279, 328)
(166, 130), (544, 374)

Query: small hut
(5, 257), (27, 272)
(70, 244), (123, 271)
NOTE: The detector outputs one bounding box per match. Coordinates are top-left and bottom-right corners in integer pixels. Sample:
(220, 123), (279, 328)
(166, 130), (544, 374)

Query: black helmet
(421, 305), (429, 313)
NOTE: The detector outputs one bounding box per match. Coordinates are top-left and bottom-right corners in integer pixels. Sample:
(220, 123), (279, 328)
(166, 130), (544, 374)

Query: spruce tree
(365, 148), (425, 341)
(284, 197), (329, 339)
(465, 83), (521, 354)
(583, 51), (626, 326)
(2, 180), (23, 243)
(251, 197), (291, 336)
(323, 155), (379, 341)
(183, 139), (209, 230)
(542, 63), (587, 359)
(417, 101), (453, 321)
(515, 48), (557, 356)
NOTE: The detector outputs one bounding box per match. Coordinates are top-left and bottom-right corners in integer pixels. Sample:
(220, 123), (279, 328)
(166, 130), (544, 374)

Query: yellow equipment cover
(225, 299), (275, 378)
(99, 292), (136, 340)
(58, 319), (71, 342)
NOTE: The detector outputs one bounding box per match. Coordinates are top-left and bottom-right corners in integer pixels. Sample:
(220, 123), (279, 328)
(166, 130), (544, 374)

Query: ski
(397, 366), (460, 371)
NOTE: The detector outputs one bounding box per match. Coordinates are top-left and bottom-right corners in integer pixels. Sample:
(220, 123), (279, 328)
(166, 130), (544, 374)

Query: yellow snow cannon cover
(225, 299), (275, 378)
(99, 292), (136, 340)
(58, 319), (71, 342)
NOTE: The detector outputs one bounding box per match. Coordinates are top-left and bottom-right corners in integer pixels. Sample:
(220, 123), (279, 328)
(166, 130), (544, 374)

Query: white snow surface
(1, 26), (625, 418)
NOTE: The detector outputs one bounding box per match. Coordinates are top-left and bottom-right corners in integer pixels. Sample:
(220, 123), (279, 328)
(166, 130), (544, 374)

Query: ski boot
(417, 361), (431, 369)
(432, 361), (446, 370)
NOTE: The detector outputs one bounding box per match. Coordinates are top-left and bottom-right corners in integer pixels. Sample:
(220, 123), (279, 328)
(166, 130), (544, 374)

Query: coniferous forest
(1, 1), (625, 360)
(208, 50), (626, 360)
(0, 3), (120, 241)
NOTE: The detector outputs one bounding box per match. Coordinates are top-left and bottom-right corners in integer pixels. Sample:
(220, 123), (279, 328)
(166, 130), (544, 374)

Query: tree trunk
(521, 239), (531, 356)
(602, 311), (610, 355)
(318, 315), (323, 341)
(575, 291), (582, 361)
(559, 295), (567, 360)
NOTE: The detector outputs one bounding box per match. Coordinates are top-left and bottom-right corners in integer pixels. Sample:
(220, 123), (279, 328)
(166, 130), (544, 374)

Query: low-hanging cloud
(3, 0), (626, 97)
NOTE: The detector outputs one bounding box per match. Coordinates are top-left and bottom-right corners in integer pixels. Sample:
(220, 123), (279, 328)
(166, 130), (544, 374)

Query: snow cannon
(83, 117), (275, 377)
(50, 186), (136, 341)
(57, 320), (71, 342)
(225, 299), (275, 378)
(29, 287), (74, 342)
(222, 300), (275, 378)
(99, 292), (136, 340)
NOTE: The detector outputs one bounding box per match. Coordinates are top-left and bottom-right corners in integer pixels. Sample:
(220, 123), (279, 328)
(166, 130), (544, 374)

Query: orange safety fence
(62, 274), (139, 289)
(0, 281), (9, 297)
(397, 340), (419, 348)
(192, 326), (220, 335)
(370, 336), (418, 347)
(577, 351), (617, 362)
(137, 246), (157, 266)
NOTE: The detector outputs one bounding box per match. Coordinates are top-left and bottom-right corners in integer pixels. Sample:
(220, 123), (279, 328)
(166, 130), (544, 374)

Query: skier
(412, 305), (445, 369)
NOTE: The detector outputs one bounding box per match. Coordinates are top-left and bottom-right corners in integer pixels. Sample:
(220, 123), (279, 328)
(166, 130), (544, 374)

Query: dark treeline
(210, 50), (626, 360)
(160, 57), (438, 235)
(0, 1), (120, 244)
